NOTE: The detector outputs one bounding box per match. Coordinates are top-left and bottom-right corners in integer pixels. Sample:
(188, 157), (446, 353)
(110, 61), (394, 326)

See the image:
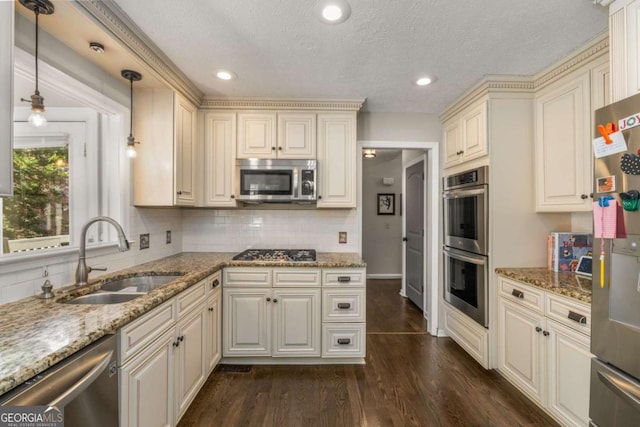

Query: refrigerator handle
(597, 369), (640, 413)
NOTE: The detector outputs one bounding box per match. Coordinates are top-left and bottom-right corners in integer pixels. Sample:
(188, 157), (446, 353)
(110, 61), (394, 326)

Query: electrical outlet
(139, 233), (150, 250)
(339, 232), (347, 244)
(166, 230), (172, 244)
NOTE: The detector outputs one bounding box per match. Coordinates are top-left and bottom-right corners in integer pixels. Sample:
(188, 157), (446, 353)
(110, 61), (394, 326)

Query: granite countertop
(495, 267), (592, 304)
(0, 252), (365, 396)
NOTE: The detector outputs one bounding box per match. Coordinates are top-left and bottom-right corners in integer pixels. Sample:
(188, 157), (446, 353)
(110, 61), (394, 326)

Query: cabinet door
(175, 304), (207, 421)
(277, 113), (316, 159)
(498, 298), (545, 404)
(535, 72), (592, 212)
(461, 102), (488, 162)
(237, 112), (277, 159)
(175, 94), (197, 206)
(223, 288), (271, 356)
(546, 320), (592, 427)
(120, 329), (175, 427)
(0, 3), (13, 197)
(205, 287), (222, 374)
(442, 118), (461, 169)
(272, 288), (321, 357)
(317, 112), (357, 208)
(203, 112), (237, 207)
(626, 0), (640, 98)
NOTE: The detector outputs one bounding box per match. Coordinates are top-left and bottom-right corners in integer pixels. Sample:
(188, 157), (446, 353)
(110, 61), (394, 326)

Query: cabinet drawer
(322, 289), (365, 322)
(118, 298), (176, 363)
(322, 323), (366, 358)
(545, 293), (591, 336)
(322, 269), (365, 287)
(498, 277), (544, 314)
(177, 280), (207, 318)
(224, 268), (272, 287)
(206, 270), (222, 295)
(273, 268), (321, 287)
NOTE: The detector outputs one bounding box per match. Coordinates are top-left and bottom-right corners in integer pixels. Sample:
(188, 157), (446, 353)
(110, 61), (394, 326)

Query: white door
(272, 288), (321, 357)
(223, 288), (271, 356)
(404, 159), (425, 310)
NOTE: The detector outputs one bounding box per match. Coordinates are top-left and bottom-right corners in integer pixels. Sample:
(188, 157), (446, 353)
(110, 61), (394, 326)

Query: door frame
(357, 140), (440, 337)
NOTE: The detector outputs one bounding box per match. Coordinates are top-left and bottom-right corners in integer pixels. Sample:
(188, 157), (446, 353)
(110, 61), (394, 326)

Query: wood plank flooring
(178, 279), (557, 427)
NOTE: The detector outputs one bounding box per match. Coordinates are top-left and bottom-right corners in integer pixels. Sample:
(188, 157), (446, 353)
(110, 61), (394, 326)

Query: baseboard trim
(366, 274), (402, 279)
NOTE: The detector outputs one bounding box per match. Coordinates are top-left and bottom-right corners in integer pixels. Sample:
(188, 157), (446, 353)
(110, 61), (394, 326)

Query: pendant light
(19, 0), (54, 128)
(121, 70), (142, 158)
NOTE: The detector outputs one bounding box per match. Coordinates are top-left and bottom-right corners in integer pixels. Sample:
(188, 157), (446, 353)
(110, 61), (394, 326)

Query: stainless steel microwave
(235, 159), (316, 202)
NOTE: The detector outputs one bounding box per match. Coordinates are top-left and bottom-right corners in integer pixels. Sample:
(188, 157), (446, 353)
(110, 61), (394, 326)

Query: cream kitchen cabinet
(205, 273), (222, 374)
(610, 0), (640, 101)
(442, 101), (488, 169)
(0, 2), (13, 197)
(133, 89), (198, 206)
(223, 267), (321, 358)
(119, 274), (220, 427)
(236, 112), (316, 160)
(497, 276), (592, 427)
(534, 53), (608, 212)
(317, 112), (357, 208)
(202, 112), (237, 207)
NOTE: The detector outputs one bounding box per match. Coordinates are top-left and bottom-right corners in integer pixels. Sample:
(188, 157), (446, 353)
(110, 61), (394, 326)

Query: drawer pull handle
(337, 302), (351, 309)
(511, 289), (524, 299)
(212, 279), (220, 288)
(337, 276), (351, 283)
(568, 311), (587, 324)
(337, 338), (351, 345)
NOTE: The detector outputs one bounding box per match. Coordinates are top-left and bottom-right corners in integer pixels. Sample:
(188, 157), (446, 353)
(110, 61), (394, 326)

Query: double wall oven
(443, 166), (489, 327)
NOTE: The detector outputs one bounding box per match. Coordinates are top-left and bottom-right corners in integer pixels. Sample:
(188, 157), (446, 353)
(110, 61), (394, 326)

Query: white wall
(358, 112), (442, 141)
(362, 151), (403, 276)
(182, 208), (358, 252)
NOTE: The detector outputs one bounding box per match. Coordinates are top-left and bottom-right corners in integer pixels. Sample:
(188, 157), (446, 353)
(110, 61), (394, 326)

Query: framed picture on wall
(377, 193), (395, 215)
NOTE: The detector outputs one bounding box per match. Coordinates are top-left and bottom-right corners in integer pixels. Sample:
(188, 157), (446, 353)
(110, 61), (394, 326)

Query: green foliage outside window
(2, 147), (69, 240)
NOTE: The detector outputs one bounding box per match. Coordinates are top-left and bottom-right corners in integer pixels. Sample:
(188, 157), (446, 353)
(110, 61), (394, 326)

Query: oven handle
(444, 247), (486, 266)
(443, 188), (486, 199)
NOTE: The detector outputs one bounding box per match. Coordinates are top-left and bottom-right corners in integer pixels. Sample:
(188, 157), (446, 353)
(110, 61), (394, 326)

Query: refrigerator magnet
(593, 131), (627, 158)
(597, 176), (616, 193)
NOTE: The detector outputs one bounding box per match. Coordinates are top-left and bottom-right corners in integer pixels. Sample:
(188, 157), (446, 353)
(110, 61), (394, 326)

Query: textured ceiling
(112, 1), (607, 113)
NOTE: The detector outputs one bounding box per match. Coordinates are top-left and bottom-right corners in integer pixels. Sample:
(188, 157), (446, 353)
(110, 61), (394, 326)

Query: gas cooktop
(232, 249), (316, 262)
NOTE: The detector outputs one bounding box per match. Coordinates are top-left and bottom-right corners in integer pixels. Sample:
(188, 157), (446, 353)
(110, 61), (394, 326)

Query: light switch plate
(339, 232), (347, 244)
(140, 233), (150, 250)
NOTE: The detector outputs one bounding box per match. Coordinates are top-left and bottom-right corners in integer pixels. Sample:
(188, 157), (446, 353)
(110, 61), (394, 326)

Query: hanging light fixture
(121, 69), (142, 158)
(363, 149), (377, 158)
(19, 0), (55, 128)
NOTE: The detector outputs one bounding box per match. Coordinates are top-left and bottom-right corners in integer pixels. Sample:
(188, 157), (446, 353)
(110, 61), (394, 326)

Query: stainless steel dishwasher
(0, 334), (118, 426)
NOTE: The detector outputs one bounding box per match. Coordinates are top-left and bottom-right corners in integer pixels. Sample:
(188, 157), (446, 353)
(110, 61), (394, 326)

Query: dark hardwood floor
(178, 279), (557, 427)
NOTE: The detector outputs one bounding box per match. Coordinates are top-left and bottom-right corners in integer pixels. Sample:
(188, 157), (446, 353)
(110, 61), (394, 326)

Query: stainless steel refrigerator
(590, 93), (640, 426)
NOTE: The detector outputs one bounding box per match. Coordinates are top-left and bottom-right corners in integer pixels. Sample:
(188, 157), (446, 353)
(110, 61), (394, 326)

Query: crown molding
(70, 0), (203, 107)
(201, 97), (366, 111)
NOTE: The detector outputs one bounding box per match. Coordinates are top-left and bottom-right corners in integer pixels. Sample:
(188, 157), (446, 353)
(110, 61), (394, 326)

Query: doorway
(357, 141), (440, 336)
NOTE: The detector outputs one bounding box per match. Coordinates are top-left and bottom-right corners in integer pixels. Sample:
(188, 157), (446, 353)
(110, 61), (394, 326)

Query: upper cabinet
(317, 113), (357, 208)
(610, 0), (640, 101)
(442, 101), (488, 169)
(534, 51), (609, 212)
(202, 112), (237, 207)
(236, 112), (316, 159)
(133, 89), (198, 207)
(0, 3), (13, 197)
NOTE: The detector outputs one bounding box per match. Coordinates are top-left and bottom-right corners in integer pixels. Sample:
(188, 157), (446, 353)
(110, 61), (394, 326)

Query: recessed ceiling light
(416, 76), (436, 86)
(215, 70), (237, 80)
(316, 1), (351, 24)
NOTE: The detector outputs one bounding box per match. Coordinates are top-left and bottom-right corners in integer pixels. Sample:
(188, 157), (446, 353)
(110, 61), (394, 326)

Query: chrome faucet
(75, 216), (130, 286)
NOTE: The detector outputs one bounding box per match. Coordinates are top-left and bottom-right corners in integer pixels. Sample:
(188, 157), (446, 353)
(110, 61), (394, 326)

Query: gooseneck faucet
(75, 216), (130, 286)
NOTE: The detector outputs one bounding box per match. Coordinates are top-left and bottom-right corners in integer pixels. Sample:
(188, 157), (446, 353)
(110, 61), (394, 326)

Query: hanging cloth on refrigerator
(593, 197), (627, 288)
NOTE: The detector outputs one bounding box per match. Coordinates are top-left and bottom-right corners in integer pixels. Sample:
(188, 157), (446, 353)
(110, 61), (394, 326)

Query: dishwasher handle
(48, 349), (114, 408)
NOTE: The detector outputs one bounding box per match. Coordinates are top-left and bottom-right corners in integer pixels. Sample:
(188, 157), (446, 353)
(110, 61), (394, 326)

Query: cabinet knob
(590, 193), (594, 199)
(535, 326), (542, 333)
(278, 147), (282, 151)
(318, 195), (322, 200)
(212, 279), (220, 288)
(173, 341), (179, 347)
(543, 331), (550, 337)
(266, 297), (271, 302)
(208, 307), (214, 312)
(179, 335), (184, 342)
(272, 147), (276, 151)
(177, 191), (182, 195)
(230, 195), (235, 199)
(273, 298), (278, 303)
(581, 194), (588, 200)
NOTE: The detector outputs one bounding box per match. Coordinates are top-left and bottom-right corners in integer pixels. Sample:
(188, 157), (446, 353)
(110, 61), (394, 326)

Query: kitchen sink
(63, 292), (142, 305)
(100, 275), (182, 293)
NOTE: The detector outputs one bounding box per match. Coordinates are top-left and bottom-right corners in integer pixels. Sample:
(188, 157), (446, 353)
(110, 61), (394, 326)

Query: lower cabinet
(272, 288), (321, 357)
(497, 276), (592, 427)
(119, 271), (222, 427)
(223, 288), (272, 356)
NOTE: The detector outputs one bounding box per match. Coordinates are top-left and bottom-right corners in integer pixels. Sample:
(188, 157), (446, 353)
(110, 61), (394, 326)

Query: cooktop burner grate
(232, 249), (316, 262)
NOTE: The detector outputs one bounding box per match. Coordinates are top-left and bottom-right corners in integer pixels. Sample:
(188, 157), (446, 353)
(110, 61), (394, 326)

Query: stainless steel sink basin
(64, 292), (142, 305)
(100, 275), (182, 293)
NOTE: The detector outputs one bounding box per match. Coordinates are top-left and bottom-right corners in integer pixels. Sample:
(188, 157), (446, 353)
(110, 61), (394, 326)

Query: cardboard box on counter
(547, 232), (593, 272)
